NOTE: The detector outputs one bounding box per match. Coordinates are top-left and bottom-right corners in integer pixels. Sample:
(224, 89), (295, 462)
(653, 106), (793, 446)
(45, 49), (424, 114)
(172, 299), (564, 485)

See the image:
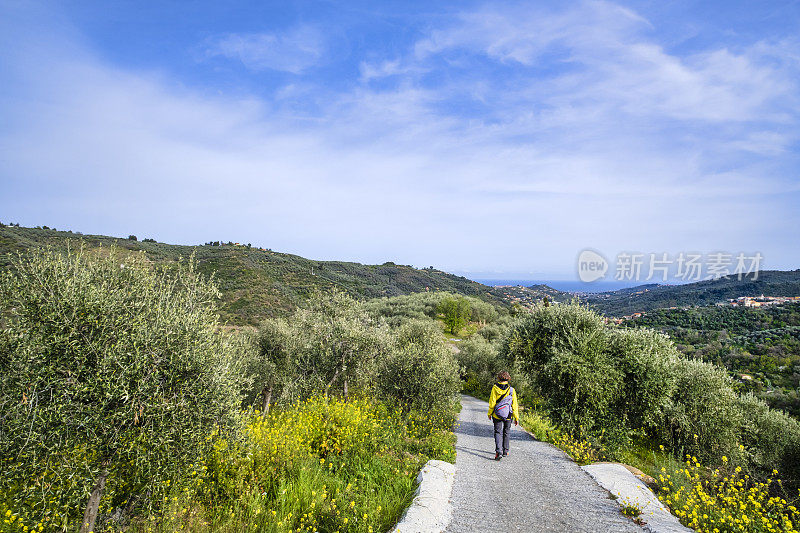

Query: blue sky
(1, 0), (799, 279)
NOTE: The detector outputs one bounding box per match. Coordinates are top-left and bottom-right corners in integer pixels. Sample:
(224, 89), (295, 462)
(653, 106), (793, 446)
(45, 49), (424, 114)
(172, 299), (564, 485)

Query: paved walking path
(446, 395), (642, 533)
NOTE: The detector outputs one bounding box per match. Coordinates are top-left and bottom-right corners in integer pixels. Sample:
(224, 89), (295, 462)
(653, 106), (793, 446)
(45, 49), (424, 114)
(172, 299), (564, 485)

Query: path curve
(446, 395), (642, 533)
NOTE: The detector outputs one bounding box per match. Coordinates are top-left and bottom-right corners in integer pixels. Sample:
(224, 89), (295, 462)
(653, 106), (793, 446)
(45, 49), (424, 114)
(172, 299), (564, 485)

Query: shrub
(607, 328), (679, 432)
(469, 299), (498, 325)
(540, 344), (623, 439)
(0, 247), (241, 532)
(504, 302), (608, 375)
(477, 321), (507, 341)
(364, 292), (444, 326)
(737, 393), (800, 487)
(505, 304), (623, 438)
(240, 318), (297, 415)
(455, 335), (501, 380)
(660, 357), (743, 464)
(377, 320), (460, 412)
(505, 302), (800, 492)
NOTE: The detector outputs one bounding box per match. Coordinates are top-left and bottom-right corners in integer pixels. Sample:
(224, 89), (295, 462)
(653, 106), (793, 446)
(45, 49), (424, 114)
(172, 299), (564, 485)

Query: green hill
(583, 271), (800, 316)
(0, 225), (500, 325)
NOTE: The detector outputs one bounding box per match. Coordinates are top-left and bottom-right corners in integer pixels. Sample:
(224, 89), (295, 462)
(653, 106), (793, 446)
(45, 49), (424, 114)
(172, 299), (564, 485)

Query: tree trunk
(80, 469), (108, 533)
(342, 354), (349, 401)
(261, 385), (273, 418)
(324, 369), (339, 398)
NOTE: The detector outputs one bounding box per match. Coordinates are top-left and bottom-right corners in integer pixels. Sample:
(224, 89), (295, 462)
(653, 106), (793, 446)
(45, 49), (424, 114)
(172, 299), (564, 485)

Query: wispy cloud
(205, 25), (326, 73)
(358, 59), (426, 81)
(411, 1), (798, 124)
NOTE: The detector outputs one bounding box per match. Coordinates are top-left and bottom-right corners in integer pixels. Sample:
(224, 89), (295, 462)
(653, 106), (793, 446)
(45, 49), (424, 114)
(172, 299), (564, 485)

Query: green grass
(518, 410), (558, 442)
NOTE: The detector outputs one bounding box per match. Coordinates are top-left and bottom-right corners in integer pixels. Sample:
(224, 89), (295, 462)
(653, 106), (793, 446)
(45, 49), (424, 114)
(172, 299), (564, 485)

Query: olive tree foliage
(249, 290), (393, 407)
(607, 328), (679, 432)
(366, 291), (504, 330)
(469, 299), (498, 326)
(293, 290), (394, 399)
(364, 292), (444, 326)
(238, 318), (297, 417)
(376, 320), (461, 412)
(502, 303), (696, 446)
(504, 303), (624, 438)
(736, 393), (800, 487)
(248, 295), (462, 413)
(0, 247), (241, 532)
(660, 358), (743, 463)
(456, 335), (502, 381)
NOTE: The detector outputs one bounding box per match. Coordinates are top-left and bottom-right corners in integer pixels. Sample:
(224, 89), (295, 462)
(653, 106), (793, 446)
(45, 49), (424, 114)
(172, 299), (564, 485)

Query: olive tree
(241, 318), (297, 416)
(0, 247), (240, 532)
(504, 303), (622, 437)
(287, 290), (391, 399)
(377, 320), (460, 412)
(468, 299), (498, 326)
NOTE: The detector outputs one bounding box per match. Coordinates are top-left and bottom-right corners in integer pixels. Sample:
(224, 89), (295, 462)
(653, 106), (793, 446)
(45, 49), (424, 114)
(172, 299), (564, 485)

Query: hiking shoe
(494, 453), (502, 461)
(503, 452), (509, 457)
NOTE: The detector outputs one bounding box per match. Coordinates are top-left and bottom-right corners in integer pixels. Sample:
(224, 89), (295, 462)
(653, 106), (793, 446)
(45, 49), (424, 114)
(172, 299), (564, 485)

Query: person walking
(487, 371), (519, 460)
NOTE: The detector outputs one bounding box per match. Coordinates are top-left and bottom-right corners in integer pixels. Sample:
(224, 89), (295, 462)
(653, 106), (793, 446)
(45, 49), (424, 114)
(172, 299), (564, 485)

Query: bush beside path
(446, 395), (641, 533)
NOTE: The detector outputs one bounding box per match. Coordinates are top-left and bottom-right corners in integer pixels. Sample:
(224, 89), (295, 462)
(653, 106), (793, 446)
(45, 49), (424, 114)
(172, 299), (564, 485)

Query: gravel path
(446, 395), (642, 533)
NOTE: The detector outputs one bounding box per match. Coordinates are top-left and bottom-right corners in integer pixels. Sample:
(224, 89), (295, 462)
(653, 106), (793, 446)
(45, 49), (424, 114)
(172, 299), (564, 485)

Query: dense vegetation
(0, 247), (461, 532)
(583, 271), (800, 316)
(457, 302), (800, 486)
(0, 225), (501, 326)
(4, 225), (800, 532)
(624, 303), (800, 417)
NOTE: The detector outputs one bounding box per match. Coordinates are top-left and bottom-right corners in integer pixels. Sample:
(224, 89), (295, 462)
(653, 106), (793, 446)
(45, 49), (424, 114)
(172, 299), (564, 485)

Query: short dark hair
(497, 371), (511, 381)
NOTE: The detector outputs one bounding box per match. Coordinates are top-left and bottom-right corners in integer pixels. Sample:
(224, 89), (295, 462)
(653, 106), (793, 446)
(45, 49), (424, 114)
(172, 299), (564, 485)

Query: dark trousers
(493, 418), (511, 455)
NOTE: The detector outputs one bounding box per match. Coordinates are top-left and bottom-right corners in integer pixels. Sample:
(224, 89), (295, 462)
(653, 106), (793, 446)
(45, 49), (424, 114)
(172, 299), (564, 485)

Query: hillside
(494, 284), (574, 308)
(583, 271), (800, 316)
(0, 225), (500, 325)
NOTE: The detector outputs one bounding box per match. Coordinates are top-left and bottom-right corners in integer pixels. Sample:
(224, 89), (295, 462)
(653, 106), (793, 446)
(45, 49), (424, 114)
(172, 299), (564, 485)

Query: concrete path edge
(582, 463), (694, 533)
(391, 459), (456, 533)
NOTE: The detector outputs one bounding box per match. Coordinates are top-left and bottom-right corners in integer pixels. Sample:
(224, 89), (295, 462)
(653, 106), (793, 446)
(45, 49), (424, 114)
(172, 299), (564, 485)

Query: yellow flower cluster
(658, 455), (799, 533)
(0, 509), (44, 533)
(619, 495), (644, 520)
(550, 432), (600, 465)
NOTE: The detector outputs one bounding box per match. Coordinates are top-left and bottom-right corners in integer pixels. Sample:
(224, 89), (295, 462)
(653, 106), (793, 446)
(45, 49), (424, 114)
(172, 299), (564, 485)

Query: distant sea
(471, 279), (645, 293)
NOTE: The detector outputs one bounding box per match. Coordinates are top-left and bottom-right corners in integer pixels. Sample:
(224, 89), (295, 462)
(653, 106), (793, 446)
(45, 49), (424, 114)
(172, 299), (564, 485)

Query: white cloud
(358, 59), (424, 81)
(205, 25), (325, 73)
